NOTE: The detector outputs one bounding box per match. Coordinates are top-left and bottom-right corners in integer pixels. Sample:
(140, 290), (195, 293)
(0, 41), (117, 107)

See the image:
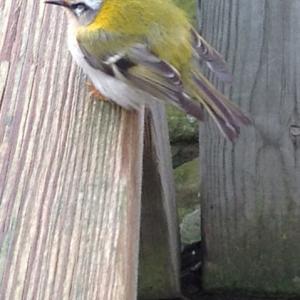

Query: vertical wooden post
(0, 1), (181, 299)
(138, 105), (181, 299)
(199, 0), (300, 295)
(0, 2), (145, 299)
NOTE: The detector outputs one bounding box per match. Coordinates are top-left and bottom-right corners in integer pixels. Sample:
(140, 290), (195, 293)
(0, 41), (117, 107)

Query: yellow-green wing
(76, 28), (204, 119)
(77, 27), (250, 141)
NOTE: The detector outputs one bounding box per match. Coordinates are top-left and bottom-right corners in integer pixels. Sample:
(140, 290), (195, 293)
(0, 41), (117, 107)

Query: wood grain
(0, 2), (144, 299)
(138, 105), (181, 299)
(199, 0), (300, 295)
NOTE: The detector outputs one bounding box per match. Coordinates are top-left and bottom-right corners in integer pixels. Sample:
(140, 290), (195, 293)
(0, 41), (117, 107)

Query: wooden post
(0, 1), (180, 299)
(199, 0), (300, 296)
(0, 3), (144, 298)
(138, 105), (181, 299)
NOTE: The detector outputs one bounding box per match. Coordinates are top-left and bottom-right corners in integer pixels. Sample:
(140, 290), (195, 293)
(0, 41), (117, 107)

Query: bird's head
(45, 0), (102, 25)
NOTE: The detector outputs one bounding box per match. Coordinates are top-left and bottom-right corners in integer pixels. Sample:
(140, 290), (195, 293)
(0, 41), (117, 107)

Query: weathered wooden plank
(0, 1), (145, 299)
(199, 0), (300, 295)
(138, 105), (181, 299)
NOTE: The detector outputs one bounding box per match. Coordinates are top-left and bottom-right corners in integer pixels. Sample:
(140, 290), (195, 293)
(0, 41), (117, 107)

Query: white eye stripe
(83, 0), (102, 10)
(74, 5), (86, 16)
(69, 0), (102, 24)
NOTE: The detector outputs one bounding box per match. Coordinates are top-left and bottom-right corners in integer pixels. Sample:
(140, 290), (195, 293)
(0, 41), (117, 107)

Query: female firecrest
(46, 0), (250, 140)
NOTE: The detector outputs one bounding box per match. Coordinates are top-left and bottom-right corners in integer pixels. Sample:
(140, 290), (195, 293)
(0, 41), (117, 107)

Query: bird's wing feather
(77, 29), (204, 119)
(191, 28), (233, 83)
(76, 28), (250, 141)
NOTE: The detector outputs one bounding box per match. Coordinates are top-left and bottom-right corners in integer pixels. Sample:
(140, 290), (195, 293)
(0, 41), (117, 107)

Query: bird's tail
(189, 71), (251, 141)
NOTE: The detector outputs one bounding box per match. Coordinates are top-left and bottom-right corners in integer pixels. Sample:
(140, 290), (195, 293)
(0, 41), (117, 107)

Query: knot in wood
(290, 125), (300, 137)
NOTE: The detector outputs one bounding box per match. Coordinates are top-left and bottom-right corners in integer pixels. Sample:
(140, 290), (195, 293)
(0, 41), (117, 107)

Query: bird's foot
(86, 81), (109, 102)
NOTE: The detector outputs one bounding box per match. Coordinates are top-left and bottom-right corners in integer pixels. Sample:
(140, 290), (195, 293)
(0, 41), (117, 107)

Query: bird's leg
(86, 81), (109, 102)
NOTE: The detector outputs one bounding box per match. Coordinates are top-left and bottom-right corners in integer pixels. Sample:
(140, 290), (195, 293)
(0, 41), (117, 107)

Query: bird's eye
(70, 2), (88, 15)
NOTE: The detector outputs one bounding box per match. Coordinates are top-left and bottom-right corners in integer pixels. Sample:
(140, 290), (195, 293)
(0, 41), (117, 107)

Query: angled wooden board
(138, 105), (181, 300)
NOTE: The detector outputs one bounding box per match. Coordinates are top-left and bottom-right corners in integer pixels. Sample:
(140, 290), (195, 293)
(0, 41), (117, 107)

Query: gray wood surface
(0, 2), (145, 299)
(0, 1), (180, 299)
(138, 105), (181, 299)
(199, 0), (300, 295)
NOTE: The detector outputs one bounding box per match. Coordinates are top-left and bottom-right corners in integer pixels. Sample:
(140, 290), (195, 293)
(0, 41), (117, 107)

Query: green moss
(167, 105), (199, 167)
(138, 249), (171, 298)
(173, 0), (197, 25)
(203, 212), (300, 296)
(167, 105), (198, 144)
(138, 239), (179, 299)
(180, 208), (201, 245)
(174, 159), (200, 222)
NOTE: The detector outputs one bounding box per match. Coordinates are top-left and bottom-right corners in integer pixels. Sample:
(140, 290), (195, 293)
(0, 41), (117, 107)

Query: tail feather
(179, 93), (205, 120)
(193, 75), (240, 131)
(191, 71), (251, 141)
(191, 28), (233, 83)
(205, 104), (240, 141)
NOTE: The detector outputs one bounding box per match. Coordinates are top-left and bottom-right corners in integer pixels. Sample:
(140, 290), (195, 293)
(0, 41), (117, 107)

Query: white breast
(67, 24), (157, 110)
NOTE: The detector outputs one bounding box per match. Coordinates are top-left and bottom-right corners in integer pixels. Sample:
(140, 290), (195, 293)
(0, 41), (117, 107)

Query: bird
(45, 0), (251, 141)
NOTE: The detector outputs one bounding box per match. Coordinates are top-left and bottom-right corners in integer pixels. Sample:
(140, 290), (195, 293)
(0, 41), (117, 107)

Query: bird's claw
(86, 81), (109, 102)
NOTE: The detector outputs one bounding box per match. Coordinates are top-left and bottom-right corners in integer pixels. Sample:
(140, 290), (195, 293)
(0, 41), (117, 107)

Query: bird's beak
(45, 0), (70, 8)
